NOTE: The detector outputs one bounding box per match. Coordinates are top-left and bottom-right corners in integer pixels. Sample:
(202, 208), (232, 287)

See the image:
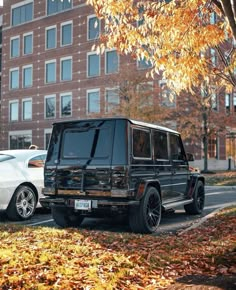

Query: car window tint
(133, 129), (151, 158)
(169, 134), (186, 161)
(153, 131), (168, 159)
(62, 127), (110, 159)
(28, 154), (46, 168)
(0, 154), (15, 162)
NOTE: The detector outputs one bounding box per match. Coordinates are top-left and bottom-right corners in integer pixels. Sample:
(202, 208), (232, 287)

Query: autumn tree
(87, 0), (236, 92)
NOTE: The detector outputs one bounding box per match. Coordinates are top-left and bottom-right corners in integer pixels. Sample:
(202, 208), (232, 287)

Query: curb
(179, 202), (236, 235)
(206, 185), (236, 190)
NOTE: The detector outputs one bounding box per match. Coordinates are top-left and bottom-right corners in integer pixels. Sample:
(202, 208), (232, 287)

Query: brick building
(0, 0), (236, 170)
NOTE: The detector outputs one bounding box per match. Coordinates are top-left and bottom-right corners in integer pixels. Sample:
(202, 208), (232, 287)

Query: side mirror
(186, 153), (194, 162)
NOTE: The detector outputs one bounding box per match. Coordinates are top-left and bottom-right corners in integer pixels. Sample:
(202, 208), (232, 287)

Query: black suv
(40, 118), (205, 234)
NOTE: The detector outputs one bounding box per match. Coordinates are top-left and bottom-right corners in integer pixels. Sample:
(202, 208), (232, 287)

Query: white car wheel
(7, 185), (37, 221)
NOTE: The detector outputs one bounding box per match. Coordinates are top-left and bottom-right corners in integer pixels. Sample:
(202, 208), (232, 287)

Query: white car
(0, 149), (47, 220)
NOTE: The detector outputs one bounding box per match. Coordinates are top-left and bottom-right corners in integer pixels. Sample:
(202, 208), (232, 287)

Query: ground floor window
(9, 131), (32, 149)
(44, 129), (52, 149)
(208, 135), (218, 159)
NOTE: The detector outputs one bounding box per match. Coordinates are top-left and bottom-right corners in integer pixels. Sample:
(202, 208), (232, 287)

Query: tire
(52, 207), (84, 228)
(184, 180), (205, 215)
(129, 186), (162, 234)
(7, 185), (37, 221)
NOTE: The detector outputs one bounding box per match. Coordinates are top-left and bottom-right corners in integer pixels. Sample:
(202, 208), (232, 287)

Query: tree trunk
(203, 111), (209, 172)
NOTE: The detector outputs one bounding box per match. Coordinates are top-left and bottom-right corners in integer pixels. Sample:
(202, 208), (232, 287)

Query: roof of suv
(53, 117), (179, 134)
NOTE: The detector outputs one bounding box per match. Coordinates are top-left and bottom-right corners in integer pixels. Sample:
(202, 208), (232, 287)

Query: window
(45, 95), (56, 118)
(225, 94), (231, 114)
(210, 48), (216, 66)
(23, 65), (33, 88)
(169, 134), (186, 161)
(61, 21), (72, 46)
(12, 1), (33, 26)
(61, 57), (72, 81)
(105, 50), (118, 74)
(132, 129), (151, 158)
(211, 93), (218, 111)
(137, 58), (152, 69)
(47, 0), (72, 15)
(10, 36), (20, 58)
(87, 90), (100, 114)
(9, 101), (19, 122)
(159, 80), (176, 108)
(105, 89), (119, 112)
(210, 12), (216, 24)
(88, 15), (100, 40)
(87, 52), (100, 77)
(61, 93), (72, 117)
(44, 129), (52, 149)
(28, 154), (46, 168)
(208, 135), (218, 158)
(153, 131), (168, 160)
(22, 98), (32, 120)
(46, 26), (57, 49)
(9, 131), (32, 149)
(45, 60), (56, 83)
(23, 32), (33, 55)
(10, 68), (19, 89)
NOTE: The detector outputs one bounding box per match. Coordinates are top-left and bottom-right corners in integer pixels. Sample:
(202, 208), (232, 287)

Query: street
(1, 186), (235, 234)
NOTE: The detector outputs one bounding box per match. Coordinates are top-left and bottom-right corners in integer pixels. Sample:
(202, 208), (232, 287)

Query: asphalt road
(1, 186), (235, 234)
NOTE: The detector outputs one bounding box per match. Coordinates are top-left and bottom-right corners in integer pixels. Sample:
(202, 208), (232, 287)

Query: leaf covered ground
(0, 207), (236, 289)
(204, 170), (236, 186)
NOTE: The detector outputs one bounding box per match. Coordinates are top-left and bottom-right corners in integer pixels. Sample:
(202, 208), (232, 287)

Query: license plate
(75, 200), (91, 210)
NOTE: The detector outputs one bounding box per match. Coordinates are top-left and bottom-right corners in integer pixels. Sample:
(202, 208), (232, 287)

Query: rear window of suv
(62, 127), (111, 159)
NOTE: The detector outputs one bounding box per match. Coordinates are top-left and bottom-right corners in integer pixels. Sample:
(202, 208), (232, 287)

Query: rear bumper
(39, 196), (139, 209)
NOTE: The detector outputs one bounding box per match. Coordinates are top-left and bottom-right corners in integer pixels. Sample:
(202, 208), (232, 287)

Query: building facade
(0, 0), (236, 170)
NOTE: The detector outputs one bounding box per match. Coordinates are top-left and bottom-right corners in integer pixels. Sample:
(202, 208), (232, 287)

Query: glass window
(87, 90), (100, 113)
(211, 48), (216, 66)
(138, 58), (152, 69)
(46, 26), (56, 49)
(10, 68), (19, 89)
(87, 53), (100, 77)
(62, 128), (110, 159)
(11, 37), (20, 58)
(61, 93), (72, 117)
(9, 133), (32, 149)
(45, 132), (51, 149)
(211, 93), (218, 111)
(61, 57), (72, 81)
(12, 2), (33, 26)
(169, 134), (186, 161)
(225, 94), (230, 114)
(28, 154), (46, 168)
(105, 89), (119, 112)
(61, 22), (72, 46)
(208, 136), (218, 158)
(154, 131), (168, 160)
(22, 99), (32, 120)
(45, 60), (56, 83)
(23, 65), (33, 88)
(47, 0), (72, 15)
(159, 81), (176, 108)
(9, 101), (19, 122)
(45, 95), (56, 118)
(88, 16), (100, 40)
(23, 33), (33, 55)
(105, 50), (118, 74)
(133, 129), (151, 158)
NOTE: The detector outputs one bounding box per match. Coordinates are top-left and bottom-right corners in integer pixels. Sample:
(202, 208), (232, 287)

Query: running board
(163, 199), (193, 210)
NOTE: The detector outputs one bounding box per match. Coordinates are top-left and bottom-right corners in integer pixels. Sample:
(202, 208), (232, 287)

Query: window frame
(45, 59), (56, 84)
(45, 94), (56, 119)
(87, 52), (100, 77)
(9, 100), (19, 122)
(11, 0), (33, 27)
(8, 130), (32, 149)
(45, 25), (57, 50)
(10, 36), (20, 58)
(87, 14), (100, 40)
(22, 98), (32, 121)
(60, 56), (72, 81)
(60, 92), (72, 117)
(22, 64), (33, 88)
(105, 49), (119, 74)
(9, 67), (20, 90)
(86, 89), (100, 114)
(132, 127), (152, 159)
(61, 20), (73, 47)
(105, 88), (120, 113)
(23, 32), (33, 55)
